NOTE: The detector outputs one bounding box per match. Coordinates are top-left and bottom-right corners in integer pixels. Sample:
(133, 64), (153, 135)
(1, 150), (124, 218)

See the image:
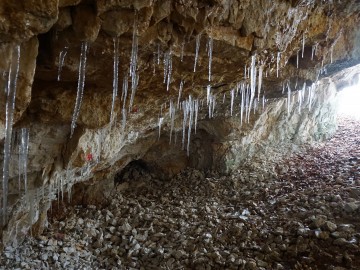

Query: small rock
(344, 202), (359, 213)
(323, 221), (337, 232)
(333, 238), (348, 246)
(312, 215), (327, 228)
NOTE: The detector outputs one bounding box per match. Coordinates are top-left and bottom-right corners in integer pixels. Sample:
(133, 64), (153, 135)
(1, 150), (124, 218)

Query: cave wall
(0, 77), (338, 247)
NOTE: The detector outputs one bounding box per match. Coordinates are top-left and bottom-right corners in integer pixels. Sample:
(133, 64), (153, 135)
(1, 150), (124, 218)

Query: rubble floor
(1, 117), (360, 270)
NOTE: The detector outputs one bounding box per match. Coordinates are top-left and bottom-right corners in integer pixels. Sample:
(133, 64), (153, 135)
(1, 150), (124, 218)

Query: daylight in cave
(338, 84), (360, 119)
(0, 0), (360, 269)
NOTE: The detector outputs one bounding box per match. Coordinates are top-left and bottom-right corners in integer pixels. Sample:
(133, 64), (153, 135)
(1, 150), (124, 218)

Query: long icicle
(129, 13), (139, 110)
(230, 89), (235, 116)
(276, 52), (281, 78)
(193, 34), (201, 72)
(169, 100), (176, 144)
(21, 128), (29, 194)
(248, 55), (257, 121)
(287, 82), (291, 116)
(110, 37), (120, 126)
(208, 37), (213, 81)
(57, 46), (68, 81)
(187, 96), (193, 156)
(2, 45), (21, 226)
(182, 100), (188, 150)
(240, 85), (245, 126)
(258, 63), (263, 100)
(167, 50), (172, 91)
(122, 74), (128, 109)
(158, 116), (164, 139)
(302, 33), (305, 58)
(70, 42), (88, 137)
(194, 99), (199, 134)
(177, 80), (184, 109)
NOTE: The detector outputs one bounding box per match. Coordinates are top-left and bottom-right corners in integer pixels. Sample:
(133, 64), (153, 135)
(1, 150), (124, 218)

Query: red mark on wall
(132, 106), (138, 113)
(86, 153), (93, 162)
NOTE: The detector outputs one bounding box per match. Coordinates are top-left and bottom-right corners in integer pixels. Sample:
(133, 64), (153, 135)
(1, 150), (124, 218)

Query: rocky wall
(0, 77), (338, 248)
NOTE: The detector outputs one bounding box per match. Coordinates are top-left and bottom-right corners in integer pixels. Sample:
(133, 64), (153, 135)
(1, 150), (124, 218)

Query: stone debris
(0, 117), (359, 269)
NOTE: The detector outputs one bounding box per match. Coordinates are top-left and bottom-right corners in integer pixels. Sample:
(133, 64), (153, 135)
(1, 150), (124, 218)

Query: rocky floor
(1, 117), (360, 270)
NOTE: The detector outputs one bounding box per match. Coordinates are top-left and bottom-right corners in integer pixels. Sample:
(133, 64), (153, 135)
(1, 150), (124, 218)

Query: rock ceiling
(0, 0), (359, 130)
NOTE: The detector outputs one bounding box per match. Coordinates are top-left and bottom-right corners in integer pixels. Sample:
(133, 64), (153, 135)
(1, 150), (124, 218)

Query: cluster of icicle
(1, 46), (31, 226)
(45, 15), (330, 213)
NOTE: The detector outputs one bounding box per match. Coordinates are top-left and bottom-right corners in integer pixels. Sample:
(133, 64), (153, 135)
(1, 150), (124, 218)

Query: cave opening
(338, 83), (360, 119)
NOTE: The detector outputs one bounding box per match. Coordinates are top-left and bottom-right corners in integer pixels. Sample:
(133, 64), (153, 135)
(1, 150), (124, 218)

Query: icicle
(248, 55), (257, 119)
(180, 41), (185, 62)
(129, 73), (139, 111)
(208, 95), (213, 118)
(247, 84), (251, 123)
(240, 87), (245, 125)
(236, 83), (240, 97)
(18, 140), (21, 193)
(262, 95), (265, 110)
(129, 13), (139, 110)
(230, 89), (235, 116)
(211, 95), (216, 118)
(296, 50), (299, 69)
(70, 42), (88, 137)
(122, 74), (128, 109)
(311, 44), (316, 60)
(308, 84), (315, 110)
(258, 63), (263, 100)
(244, 65), (247, 80)
(182, 101), (188, 150)
(276, 52), (281, 78)
(167, 50), (172, 91)
(163, 51), (169, 83)
(187, 96), (193, 156)
(287, 82), (291, 116)
(206, 85), (211, 105)
(169, 100), (176, 143)
(223, 93), (226, 104)
(157, 44), (161, 65)
(177, 80), (184, 108)
(20, 128), (29, 194)
(158, 117), (164, 139)
(193, 34), (201, 72)
(330, 46), (333, 64)
(2, 46), (20, 225)
(110, 37), (120, 125)
(194, 99), (199, 134)
(298, 88), (303, 113)
(121, 108), (127, 133)
(153, 51), (156, 75)
(57, 46), (68, 81)
(208, 37), (213, 81)
(302, 33), (305, 58)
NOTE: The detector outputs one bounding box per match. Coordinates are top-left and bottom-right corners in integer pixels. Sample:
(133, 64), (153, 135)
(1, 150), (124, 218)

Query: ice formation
(70, 42), (88, 137)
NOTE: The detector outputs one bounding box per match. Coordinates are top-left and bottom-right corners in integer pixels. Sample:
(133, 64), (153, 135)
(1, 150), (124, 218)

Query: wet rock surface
(1, 117), (359, 269)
